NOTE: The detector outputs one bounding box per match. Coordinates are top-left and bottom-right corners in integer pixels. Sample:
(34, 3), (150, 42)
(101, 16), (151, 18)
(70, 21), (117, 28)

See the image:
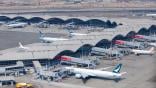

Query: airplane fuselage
(149, 43), (156, 47)
(66, 67), (122, 79)
(19, 47), (29, 50)
(40, 37), (68, 43)
(132, 50), (154, 55)
(70, 33), (87, 36)
(7, 23), (27, 28)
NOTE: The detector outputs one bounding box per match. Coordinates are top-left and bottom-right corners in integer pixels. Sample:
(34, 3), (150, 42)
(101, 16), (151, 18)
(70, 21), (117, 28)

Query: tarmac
(0, 30), (66, 50)
(61, 55), (156, 88)
(13, 54), (156, 88)
(0, 13), (156, 88)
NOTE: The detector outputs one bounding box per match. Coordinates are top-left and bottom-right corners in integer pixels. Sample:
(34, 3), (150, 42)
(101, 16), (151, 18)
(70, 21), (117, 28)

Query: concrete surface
(11, 54), (156, 88)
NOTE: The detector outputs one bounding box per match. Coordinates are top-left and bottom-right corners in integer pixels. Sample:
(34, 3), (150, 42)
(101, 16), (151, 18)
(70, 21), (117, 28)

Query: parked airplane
(146, 13), (156, 17)
(133, 34), (156, 42)
(68, 31), (88, 37)
(115, 40), (145, 49)
(59, 55), (99, 68)
(91, 47), (123, 59)
(39, 31), (69, 43)
(6, 21), (28, 28)
(131, 47), (155, 56)
(65, 0), (82, 4)
(18, 42), (30, 51)
(65, 63), (126, 82)
(149, 43), (156, 47)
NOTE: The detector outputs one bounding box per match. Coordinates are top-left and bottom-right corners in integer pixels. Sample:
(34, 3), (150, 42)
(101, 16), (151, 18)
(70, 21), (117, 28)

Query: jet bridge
(32, 61), (42, 73)
(36, 67), (70, 82)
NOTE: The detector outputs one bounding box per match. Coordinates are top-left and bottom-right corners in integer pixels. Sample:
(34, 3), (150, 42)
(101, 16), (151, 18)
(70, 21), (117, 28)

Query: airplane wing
(81, 73), (95, 79)
(97, 66), (113, 71)
(81, 73), (89, 79)
(80, 72), (95, 84)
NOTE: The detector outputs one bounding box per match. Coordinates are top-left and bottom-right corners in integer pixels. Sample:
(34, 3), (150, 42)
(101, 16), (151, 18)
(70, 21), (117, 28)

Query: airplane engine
(75, 74), (81, 78)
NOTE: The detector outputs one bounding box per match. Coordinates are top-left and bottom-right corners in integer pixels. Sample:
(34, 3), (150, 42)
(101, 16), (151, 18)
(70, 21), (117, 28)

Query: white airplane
(18, 42), (30, 51)
(65, 64), (127, 82)
(66, 0), (82, 4)
(39, 31), (69, 43)
(69, 31), (88, 37)
(6, 22), (28, 28)
(148, 43), (156, 47)
(131, 47), (155, 56)
(146, 13), (156, 17)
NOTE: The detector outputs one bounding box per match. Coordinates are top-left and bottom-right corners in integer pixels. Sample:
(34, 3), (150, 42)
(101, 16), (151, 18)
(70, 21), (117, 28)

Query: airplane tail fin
(112, 63), (122, 73)
(19, 42), (23, 48)
(149, 47), (155, 52)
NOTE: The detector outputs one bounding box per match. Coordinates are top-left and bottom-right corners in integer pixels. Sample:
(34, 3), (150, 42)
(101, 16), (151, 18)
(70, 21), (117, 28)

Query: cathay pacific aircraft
(65, 64), (127, 82)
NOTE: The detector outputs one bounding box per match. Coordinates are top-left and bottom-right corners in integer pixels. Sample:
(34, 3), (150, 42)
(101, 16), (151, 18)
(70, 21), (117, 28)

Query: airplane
(146, 13), (156, 17)
(68, 31), (88, 37)
(58, 55), (99, 68)
(133, 34), (156, 42)
(91, 47), (123, 59)
(6, 21), (28, 28)
(115, 40), (145, 49)
(131, 47), (155, 56)
(18, 42), (30, 51)
(64, 63), (127, 82)
(39, 31), (69, 43)
(65, 0), (82, 4)
(148, 42), (156, 47)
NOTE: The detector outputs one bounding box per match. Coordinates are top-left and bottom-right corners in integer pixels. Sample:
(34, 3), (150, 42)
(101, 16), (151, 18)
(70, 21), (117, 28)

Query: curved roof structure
(54, 50), (75, 58)
(85, 19), (105, 27)
(65, 18), (85, 25)
(95, 39), (111, 48)
(0, 16), (117, 28)
(0, 16), (11, 22)
(11, 16), (28, 22)
(148, 25), (156, 34)
(126, 31), (136, 37)
(137, 28), (149, 35)
(0, 21), (155, 61)
(29, 17), (45, 23)
(47, 18), (65, 24)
